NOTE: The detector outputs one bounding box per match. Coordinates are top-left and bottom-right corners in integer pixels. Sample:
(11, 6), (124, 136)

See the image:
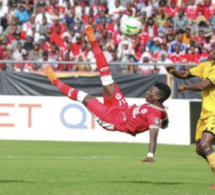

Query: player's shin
(54, 79), (88, 103)
(206, 149), (215, 175)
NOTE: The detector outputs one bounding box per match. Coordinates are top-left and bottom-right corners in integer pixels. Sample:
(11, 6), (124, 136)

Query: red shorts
(87, 85), (128, 131)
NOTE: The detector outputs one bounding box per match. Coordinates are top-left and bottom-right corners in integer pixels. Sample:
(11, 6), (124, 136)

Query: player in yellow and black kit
(166, 50), (215, 188)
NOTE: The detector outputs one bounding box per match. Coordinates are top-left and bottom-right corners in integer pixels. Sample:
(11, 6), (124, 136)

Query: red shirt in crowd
(169, 52), (185, 63)
(96, 23), (114, 33)
(184, 52), (200, 64)
(202, 4), (215, 19)
(138, 32), (149, 46)
(165, 6), (180, 17)
(185, 4), (201, 19)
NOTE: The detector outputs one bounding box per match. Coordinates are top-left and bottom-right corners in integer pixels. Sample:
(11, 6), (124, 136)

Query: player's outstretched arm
(141, 127), (159, 163)
(178, 78), (213, 94)
(166, 66), (191, 79)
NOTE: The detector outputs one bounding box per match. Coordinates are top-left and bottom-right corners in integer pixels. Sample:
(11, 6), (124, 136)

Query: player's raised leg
(43, 65), (92, 106)
(85, 25), (116, 98)
(43, 64), (111, 124)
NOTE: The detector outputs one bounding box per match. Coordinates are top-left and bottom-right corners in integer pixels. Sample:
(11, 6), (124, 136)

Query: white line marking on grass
(0, 156), (128, 159)
(0, 156), (196, 161)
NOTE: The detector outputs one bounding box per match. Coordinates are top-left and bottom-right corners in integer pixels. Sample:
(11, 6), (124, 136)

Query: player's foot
(43, 65), (58, 84)
(85, 25), (96, 42)
(211, 184), (215, 189)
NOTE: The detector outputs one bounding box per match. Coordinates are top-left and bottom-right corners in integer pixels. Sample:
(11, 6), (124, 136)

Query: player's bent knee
(199, 139), (212, 153)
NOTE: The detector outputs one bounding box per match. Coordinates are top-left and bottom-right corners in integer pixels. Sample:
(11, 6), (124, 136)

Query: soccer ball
(120, 17), (143, 38)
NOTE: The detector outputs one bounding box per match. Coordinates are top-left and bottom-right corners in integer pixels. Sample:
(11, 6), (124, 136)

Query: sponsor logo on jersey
(68, 88), (74, 97)
(155, 118), (161, 127)
(141, 108), (147, 114)
(100, 67), (109, 72)
(116, 93), (122, 100)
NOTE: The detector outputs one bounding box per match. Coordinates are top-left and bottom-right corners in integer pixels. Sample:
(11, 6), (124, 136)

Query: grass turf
(0, 140), (214, 195)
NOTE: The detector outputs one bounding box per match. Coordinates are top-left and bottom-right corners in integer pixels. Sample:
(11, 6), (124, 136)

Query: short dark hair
(154, 82), (171, 102)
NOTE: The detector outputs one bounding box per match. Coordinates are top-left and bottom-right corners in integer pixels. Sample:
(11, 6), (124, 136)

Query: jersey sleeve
(147, 114), (161, 129)
(207, 66), (215, 85)
(189, 62), (207, 78)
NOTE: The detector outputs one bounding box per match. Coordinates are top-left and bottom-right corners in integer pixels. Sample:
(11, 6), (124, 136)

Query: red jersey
(87, 85), (167, 136)
(116, 104), (167, 135)
(165, 6), (180, 17)
(138, 32), (149, 46)
(202, 5), (215, 19)
(186, 53), (200, 64)
(169, 52), (185, 63)
(185, 5), (201, 19)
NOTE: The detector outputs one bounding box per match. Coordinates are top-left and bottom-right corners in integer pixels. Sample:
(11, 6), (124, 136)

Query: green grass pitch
(0, 140), (215, 195)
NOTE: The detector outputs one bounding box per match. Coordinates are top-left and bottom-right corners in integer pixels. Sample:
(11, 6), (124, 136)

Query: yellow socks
(207, 152), (215, 175)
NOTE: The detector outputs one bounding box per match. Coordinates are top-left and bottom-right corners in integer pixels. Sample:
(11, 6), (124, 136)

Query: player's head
(145, 82), (171, 103)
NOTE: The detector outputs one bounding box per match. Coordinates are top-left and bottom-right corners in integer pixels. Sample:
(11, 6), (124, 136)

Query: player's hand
(141, 157), (155, 163)
(178, 85), (186, 94)
(165, 66), (175, 74)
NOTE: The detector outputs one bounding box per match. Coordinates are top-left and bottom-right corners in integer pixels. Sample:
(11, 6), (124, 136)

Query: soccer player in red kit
(43, 25), (171, 163)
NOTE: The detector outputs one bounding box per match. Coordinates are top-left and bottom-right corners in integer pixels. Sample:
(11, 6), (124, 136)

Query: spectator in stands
(169, 31), (186, 53)
(173, 9), (189, 32)
(157, 50), (172, 74)
(69, 15), (83, 33)
(72, 33), (82, 56)
(50, 25), (64, 47)
(203, 35), (213, 53)
(103, 41), (115, 62)
(35, 2), (52, 25)
(23, 36), (33, 54)
(151, 37), (162, 56)
(145, 17), (158, 49)
(29, 42), (43, 61)
(90, 0), (106, 16)
(202, 0), (215, 19)
(12, 42), (23, 60)
(118, 40), (135, 63)
(138, 53), (157, 75)
(169, 44), (186, 70)
(74, 53), (91, 72)
(14, 1), (30, 25)
(38, 16), (49, 36)
(140, 0), (153, 18)
(139, 11), (148, 25)
(125, 2), (136, 17)
(182, 28), (194, 47)
(96, 17), (114, 35)
(155, 9), (168, 27)
(108, 0), (125, 20)
(126, 54), (138, 74)
(0, 0), (8, 30)
(194, 30), (205, 48)
(11, 30), (25, 50)
(14, 49), (32, 72)
(39, 51), (58, 70)
(185, 0), (201, 21)
(95, 10), (111, 24)
(22, 14), (36, 34)
(157, 0), (167, 14)
(185, 45), (201, 65)
(165, 0), (180, 18)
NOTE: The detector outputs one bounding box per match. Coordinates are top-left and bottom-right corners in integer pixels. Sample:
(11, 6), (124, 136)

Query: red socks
(54, 79), (78, 101)
(90, 41), (111, 76)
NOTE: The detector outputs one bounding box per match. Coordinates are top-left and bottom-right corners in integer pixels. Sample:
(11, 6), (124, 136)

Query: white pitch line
(0, 156), (129, 159)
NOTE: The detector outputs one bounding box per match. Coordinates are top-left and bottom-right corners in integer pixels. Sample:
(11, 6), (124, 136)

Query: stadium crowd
(0, 0), (215, 74)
